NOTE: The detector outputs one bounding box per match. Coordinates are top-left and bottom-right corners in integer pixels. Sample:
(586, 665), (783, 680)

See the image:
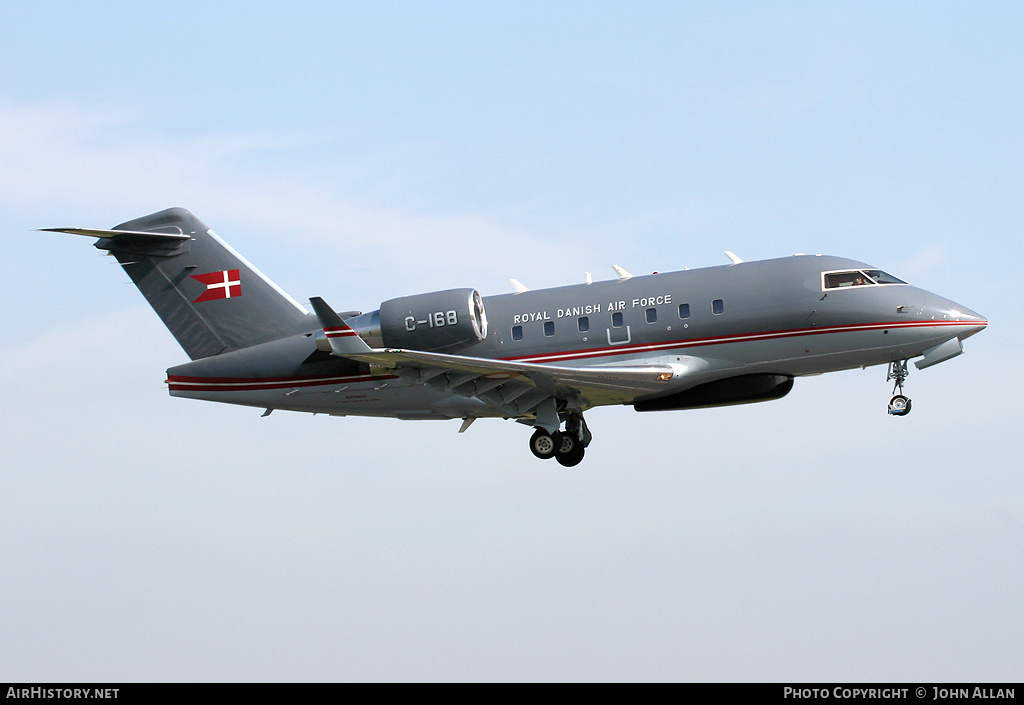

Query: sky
(1, 2), (1021, 682)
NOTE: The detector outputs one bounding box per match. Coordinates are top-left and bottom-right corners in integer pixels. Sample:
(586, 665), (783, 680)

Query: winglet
(309, 297), (373, 355)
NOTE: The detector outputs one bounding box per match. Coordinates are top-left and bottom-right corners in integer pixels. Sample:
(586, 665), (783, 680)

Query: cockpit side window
(824, 271), (870, 289)
(823, 269), (908, 290)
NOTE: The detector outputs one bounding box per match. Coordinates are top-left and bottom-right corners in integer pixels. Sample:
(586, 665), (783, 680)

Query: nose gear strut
(886, 360), (912, 416)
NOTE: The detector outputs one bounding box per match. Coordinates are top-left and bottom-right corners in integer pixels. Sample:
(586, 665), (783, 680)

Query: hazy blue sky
(2, 2), (1021, 681)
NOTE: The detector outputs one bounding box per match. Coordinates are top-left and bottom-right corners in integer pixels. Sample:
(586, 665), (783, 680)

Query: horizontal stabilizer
(40, 227), (190, 241)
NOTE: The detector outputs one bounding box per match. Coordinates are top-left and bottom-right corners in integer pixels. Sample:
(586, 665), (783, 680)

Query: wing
(309, 297), (715, 426)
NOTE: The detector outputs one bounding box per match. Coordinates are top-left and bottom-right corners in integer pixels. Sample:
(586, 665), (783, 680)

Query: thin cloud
(0, 96), (563, 296)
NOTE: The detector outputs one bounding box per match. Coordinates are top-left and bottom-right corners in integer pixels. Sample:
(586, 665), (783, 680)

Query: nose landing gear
(887, 360), (912, 416)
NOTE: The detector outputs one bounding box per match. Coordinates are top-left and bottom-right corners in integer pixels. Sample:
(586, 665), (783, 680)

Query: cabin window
(544, 321), (555, 337)
(712, 299), (724, 315)
(611, 311), (624, 328)
(512, 325), (523, 341)
(646, 307), (657, 323)
(678, 303), (690, 319)
(578, 316), (590, 332)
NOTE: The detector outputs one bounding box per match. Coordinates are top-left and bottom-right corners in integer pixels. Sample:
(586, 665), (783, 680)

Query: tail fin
(47, 207), (313, 360)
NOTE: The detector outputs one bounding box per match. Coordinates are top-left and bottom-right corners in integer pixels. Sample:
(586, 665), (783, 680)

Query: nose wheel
(888, 394), (912, 416)
(887, 360), (912, 416)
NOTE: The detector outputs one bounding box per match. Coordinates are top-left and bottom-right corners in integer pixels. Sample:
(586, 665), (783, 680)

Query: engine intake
(379, 288), (488, 352)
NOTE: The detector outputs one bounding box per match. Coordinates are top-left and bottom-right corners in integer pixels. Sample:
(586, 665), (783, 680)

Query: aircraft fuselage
(166, 254), (986, 420)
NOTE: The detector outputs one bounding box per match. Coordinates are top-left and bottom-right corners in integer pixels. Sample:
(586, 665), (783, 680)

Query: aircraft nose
(933, 297), (988, 338)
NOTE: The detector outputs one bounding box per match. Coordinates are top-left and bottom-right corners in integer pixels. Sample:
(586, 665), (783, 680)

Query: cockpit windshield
(862, 270), (907, 285)
(823, 269), (907, 290)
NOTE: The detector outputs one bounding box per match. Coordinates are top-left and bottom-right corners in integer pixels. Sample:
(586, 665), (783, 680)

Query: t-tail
(43, 207), (314, 360)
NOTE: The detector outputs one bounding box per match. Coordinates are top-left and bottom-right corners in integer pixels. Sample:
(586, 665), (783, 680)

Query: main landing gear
(529, 411), (591, 467)
(887, 360), (912, 416)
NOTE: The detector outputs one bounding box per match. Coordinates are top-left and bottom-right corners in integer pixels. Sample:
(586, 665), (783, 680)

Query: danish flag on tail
(191, 269), (241, 303)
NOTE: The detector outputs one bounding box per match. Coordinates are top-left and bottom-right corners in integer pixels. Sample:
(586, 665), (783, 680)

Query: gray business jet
(46, 208), (987, 466)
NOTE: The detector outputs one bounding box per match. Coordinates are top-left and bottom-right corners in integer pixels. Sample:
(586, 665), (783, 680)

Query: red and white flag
(191, 269), (242, 303)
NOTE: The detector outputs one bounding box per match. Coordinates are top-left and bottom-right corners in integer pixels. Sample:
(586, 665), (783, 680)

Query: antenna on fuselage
(611, 265), (632, 281)
(510, 279), (530, 294)
(724, 251), (743, 264)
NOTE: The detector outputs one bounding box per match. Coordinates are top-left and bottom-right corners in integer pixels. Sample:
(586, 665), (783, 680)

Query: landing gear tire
(888, 394), (912, 416)
(554, 431), (576, 455)
(529, 429), (557, 460)
(555, 439), (586, 467)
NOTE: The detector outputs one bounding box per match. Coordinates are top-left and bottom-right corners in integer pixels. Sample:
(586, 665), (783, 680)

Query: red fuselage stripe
(324, 327), (358, 338)
(501, 319), (986, 364)
(167, 373), (397, 392)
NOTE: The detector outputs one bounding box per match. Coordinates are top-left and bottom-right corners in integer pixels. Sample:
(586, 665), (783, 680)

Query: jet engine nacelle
(633, 374), (794, 412)
(379, 288), (488, 352)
